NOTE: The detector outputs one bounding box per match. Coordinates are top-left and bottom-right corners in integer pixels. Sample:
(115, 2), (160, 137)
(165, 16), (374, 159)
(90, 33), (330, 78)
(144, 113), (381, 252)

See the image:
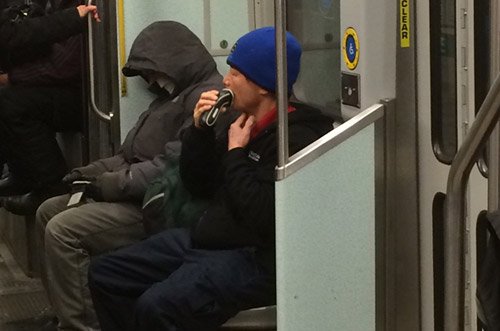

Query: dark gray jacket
(74, 21), (223, 202)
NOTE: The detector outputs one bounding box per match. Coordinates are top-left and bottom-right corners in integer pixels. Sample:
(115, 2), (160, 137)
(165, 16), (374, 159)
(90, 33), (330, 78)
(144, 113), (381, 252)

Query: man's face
(141, 71), (175, 96)
(223, 67), (264, 114)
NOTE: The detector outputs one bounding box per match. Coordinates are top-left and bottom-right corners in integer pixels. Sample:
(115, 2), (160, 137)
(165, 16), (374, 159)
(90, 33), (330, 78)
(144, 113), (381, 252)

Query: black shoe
(0, 162), (7, 179)
(0, 175), (32, 196)
(3, 315), (58, 331)
(39, 317), (58, 331)
(3, 184), (67, 215)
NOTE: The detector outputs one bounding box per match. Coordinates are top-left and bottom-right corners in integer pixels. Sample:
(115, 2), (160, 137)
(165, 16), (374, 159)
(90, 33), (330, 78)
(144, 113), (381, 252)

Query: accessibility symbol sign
(343, 27), (360, 70)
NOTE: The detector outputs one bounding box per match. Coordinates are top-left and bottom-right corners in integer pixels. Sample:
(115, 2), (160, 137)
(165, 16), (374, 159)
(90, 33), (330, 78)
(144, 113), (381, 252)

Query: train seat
(220, 305), (276, 330)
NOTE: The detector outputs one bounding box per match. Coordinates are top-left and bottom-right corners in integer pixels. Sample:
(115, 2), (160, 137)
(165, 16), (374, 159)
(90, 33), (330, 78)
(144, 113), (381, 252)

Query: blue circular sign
(342, 27), (360, 70)
(346, 35), (357, 62)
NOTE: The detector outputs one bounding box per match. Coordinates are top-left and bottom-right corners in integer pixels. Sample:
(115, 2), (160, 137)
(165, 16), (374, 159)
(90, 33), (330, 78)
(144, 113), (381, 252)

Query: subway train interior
(0, 0), (499, 330)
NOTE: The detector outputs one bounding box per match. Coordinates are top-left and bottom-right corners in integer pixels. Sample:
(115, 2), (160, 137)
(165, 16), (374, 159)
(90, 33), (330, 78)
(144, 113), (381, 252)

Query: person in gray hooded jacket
(35, 21), (224, 331)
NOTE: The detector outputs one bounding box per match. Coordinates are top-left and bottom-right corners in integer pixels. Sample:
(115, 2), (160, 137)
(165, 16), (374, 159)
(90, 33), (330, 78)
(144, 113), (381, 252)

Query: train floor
(0, 239), (53, 331)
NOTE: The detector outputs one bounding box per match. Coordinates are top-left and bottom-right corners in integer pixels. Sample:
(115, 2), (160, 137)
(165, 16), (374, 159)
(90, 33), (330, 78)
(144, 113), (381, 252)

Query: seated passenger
(0, 0), (99, 213)
(88, 27), (333, 331)
(36, 21), (225, 331)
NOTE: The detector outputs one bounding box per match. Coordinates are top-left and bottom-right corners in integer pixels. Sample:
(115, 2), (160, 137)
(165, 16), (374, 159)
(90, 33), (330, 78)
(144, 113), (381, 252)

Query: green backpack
(142, 154), (210, 235)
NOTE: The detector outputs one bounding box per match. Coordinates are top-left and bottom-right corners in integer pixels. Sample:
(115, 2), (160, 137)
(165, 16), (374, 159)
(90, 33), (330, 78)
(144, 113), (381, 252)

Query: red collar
(250, 105), (296, 139)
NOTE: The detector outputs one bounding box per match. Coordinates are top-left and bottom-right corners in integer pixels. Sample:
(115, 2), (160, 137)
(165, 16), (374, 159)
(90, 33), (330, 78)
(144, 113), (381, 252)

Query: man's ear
(258, 87), (270, 96)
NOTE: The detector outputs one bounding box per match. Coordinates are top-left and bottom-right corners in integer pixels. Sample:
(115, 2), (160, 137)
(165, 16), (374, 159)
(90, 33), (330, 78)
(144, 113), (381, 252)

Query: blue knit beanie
(227, 27), (302, 93)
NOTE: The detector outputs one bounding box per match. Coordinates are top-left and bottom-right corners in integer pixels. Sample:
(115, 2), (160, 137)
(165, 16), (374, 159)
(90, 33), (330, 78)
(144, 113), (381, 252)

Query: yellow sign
(342, 27), (359, 70)
(400, 0), (410, 48)
(118, 0), (127, 96)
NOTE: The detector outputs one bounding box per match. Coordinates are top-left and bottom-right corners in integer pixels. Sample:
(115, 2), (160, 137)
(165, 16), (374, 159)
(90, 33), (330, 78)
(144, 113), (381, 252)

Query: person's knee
(88, 256), (106, 292)
(41, 195), (75, 239)
(135, 290), (175, 327)
(135, 283), (220, 330)
(44, 213), (75, 247)
(36, 196), (63, 230)
(35, 206), (49, 237)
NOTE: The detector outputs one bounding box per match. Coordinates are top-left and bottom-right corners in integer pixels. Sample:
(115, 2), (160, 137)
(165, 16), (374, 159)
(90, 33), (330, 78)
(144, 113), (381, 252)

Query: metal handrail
(275, 103), (384, 180)
(87, 14), (113, 122)
(275, 0), (289, 169)
(443, 73), (500, 330)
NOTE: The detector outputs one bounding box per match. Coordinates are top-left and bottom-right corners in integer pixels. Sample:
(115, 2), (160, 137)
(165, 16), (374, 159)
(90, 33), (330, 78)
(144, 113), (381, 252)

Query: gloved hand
(62, 171), (84, 185)
(67, 171), (127, 203)
(65, 172), (104, 202)
(85, 179), (104, 202)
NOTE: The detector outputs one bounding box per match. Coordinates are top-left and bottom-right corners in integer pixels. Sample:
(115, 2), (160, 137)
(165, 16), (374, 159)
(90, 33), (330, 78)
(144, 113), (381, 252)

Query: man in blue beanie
(87, 26), (332, 331)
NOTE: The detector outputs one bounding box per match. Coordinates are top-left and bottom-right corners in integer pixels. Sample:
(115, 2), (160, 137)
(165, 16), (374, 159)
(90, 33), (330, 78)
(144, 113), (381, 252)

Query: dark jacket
(0, 0), (84, 85)
(141, 141), (210, 236)
(74, 21), (224, 202)
(0, 0), (83, 61)
(477, 211), (500, 329)
(180, 102), (332, 268)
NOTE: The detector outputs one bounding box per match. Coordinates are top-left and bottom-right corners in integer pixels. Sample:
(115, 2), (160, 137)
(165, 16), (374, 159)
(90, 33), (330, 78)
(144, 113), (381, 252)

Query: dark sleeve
(95, 154), (168, 202)
(222, 148), (276, 229)
(73, 154), (128, 177)
(8, 33), (82, 85)
(0, 8), (83, 51)
(180, 125), (222, 197)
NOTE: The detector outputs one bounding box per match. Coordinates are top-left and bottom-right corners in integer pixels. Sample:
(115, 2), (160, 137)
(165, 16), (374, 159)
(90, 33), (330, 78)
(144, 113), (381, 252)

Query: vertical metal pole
(87, 14), (113, 122)
(443, 73), (500, 331)
(443, 193), (465, 331)
(275, 0), (289, 168)
(489, 127), (500, 211)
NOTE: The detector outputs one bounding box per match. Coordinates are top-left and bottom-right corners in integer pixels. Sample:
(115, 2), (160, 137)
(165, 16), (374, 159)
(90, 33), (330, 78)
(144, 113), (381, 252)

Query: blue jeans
(88, 228), (275, 331)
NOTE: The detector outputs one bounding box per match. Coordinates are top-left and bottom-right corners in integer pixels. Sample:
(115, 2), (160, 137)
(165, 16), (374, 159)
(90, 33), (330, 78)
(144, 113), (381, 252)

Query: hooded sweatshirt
(180, 102), (333, 269)
(74, 21), (224, 202)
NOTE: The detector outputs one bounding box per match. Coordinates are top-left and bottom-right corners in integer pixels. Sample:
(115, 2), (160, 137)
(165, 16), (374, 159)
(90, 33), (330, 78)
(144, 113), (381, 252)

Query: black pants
(0, 85), (81, 188)
(88, 228), (276, 331)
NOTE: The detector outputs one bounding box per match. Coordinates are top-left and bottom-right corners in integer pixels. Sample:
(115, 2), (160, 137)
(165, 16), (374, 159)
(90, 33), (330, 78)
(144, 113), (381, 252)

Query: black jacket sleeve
(8, 33), (82, 85)
(0, 7), (83, 52)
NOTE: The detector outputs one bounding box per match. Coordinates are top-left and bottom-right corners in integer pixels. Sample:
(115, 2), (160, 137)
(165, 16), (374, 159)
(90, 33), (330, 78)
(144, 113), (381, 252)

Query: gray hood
(122, 21), (218, 96)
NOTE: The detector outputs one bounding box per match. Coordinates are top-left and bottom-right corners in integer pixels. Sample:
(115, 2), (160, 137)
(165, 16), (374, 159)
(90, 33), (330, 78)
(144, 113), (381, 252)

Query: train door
(417, 0), (497, 330)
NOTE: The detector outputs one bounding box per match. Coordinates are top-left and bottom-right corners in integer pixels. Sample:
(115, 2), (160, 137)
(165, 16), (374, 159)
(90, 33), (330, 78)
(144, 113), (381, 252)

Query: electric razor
(200, 88), (234, 128)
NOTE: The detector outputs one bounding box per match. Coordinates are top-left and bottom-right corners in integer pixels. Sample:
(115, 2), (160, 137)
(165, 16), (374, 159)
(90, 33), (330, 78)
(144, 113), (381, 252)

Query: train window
(432, 192), (446, 330)
(474, 1), (490, 114)
(474, 0), (491, 177)
(476, 210), (489, 330)
(286, 0), (341, 120)
(430, 0), (457, 164)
